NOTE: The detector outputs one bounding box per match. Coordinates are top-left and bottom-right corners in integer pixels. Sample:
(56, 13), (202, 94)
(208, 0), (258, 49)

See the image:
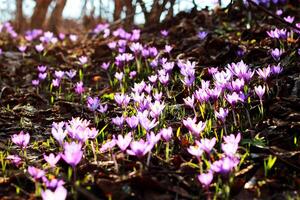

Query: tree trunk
(113, 0), (122, 21)
(31, 0), (52, 29)
(48, 0), (67, 33)
(165, 0), (176, 21)
(124, 0), (135, 27)
(15, 0), (24, 33)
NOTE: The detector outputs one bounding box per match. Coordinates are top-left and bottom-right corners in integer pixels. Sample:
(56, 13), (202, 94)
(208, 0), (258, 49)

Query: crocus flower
(254, 85), (266, 100)
(226, 92), (242, 106)
(271, 48), (283, 61)
(199, 137), (216, 153)
(187, 142), (203, 158)
(183, 96), (195, 108)
(164, 45), (173, 53)
(87, 96), (100, 111)
(7, 155), (21, 166)
(98, 104), (108, 113)
(112, 116), (124, 127)
(52, 79), (60, 87)
(276, 9), (282, 16)
(43, 177), (65, 189)
(69, 34), (78, 42)
(115, 72), (123, 81)
(11, 131), (30, 148)
(116, 132), (132, 151)
(37, 65), (47, 72)
(256, 67), (271, 81)
(51, 122), (66, 145)
(215, 107), (229, 123)
(100, 137), (116, 153)
(79, 56), (88, 65)
(44, 153), (61, 167)
(149, 101), (165, 118)
(74, 81), (85, 94)
(28, 166), (45, 180)
(18, 45), (27, 52)
(223, 132), (241, 144)
(284, 16), (294, 23)
(38, 73), (47, 80)
(139, 117), (158, 132)
(41, 186), (67, 200)
(198, 31), (208, 40)
(198, 171), (213, 187)
(271, 64), (283, 75)
(147, 132), (161, 148)
(61, 142), (83, 167)
(65, 69), (77, 79)
(189, 120), (206, 136)
(222, 142), (239, 157)
(210, 157), (239, 174)
(35, 43), (44, 52)
(160, 30), (169, 37)
(32, 79), (40, 86)
(126, 116), (139, 129)
(126, 139), (152, 157)
(101, 62), (110, 70)
(159, 127), (173, 142)
(54, 71), (65, 79)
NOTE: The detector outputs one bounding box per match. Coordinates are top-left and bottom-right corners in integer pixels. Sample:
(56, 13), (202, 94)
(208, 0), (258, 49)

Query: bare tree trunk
(124, 0), (135, 27)
(165, 0), (176, 21)
(113, 0), (122, 21)
(15, 0), (24, 33)
(138, 0), (169, 26)
(80, 0), (88, 18)
(48, 0), (67, 33)
(31, 0), (52, 29)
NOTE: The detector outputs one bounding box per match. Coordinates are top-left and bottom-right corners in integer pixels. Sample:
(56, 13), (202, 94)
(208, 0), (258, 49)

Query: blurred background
(0, 0), (230, 33)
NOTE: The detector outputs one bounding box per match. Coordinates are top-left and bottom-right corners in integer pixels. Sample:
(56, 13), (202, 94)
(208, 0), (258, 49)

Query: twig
(246, 0), (300, 32)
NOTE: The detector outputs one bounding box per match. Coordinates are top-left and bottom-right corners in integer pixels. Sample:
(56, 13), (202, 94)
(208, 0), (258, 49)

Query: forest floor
(0, 2), (300, 200)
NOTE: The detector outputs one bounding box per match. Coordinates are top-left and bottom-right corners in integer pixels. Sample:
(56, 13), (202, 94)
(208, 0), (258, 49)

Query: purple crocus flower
(164, 45), (173, 53)
(101, 62), (110, 70)
(74, 81), (85, 94)
(149, 101), (165, 119)
(44, 153), (61, 167)
(100, 137), (116, 153)
(215, 107), (229, 123)
(147, 132), (161, 148)
(37, 65), (47, 72)
(183, 96), (195, 108)
(198, 171), (213, 187)
(87, 97), (100, 111)
(256, 67), (271, 81)
(115, 72), (123, 81)
(183, 118), (206, 136)
(210, 157), (238, 174)
(284, 16), (294, 23)
(69, 34), (78, 42)
(11, 131), (30, 148)
(254, 85), (266, 100)
(199, 137), (216, 153)
(271, 48), (283, 61)
(38, 73), (47, 80)
(51, 122), (66, 145)
(35, 43), (44, 52)
(41, 186), (67, 200)
(42, 177), (65, 190)
(198, 31), (208, 40)
(112, 116), (124, 127)
(7, 155), (22, 166)
(18, 45), (27, 52)
(116, 132), (132, 151)
(54, 71), (65, 79)
(276, 9), (282, 16)
(187, 142), (203, 157)
(52, 79), (60, 87)
(126, 116), (139, 129)
(194, 88), (210, 103)
(61, 142), (83, 167)
(140, 117), (158, 132)
(271, 64), (283, 75)
(32, 79), (40, 86)
(114, 93), (130, 107)
(126, 139), (152, 157)
(159, 127), (173, 142)
(160, 30), (169, 37)
(98, 104), (108, 113)
(28, 166), (45, 180)
(226, 92), (242, 106)
(65, 70), (76, 79)
(79, 56), (88, 65)
(222, 142), (239, 157)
